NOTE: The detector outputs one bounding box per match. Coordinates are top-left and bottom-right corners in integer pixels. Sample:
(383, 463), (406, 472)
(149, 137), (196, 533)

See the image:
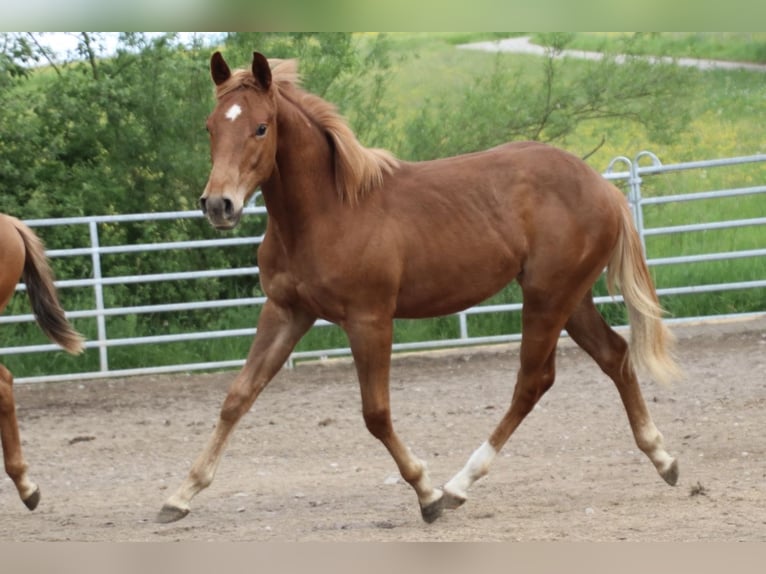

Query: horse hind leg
(0, 364), (40, 510)
(441, 305), (562, 510)
(564, 294), (678, 485)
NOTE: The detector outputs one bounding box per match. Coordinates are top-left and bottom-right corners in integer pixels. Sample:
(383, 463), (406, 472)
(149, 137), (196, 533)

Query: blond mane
(217, 59), (399, 204)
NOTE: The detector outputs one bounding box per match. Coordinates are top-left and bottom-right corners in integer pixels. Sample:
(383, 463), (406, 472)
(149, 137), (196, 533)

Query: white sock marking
(444, 441), (497, 499)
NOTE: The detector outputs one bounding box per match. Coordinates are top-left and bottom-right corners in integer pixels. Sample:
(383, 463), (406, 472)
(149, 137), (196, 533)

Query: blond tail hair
(606, 202), (682, 385)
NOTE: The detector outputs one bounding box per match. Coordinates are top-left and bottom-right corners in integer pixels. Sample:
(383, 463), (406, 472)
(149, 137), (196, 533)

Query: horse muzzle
(199, 195), (242, 230)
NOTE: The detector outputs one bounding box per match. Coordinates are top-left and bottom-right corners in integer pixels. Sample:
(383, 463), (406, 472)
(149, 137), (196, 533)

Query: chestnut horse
(158, 52), (682, 524)
(0, 213), (84, 510)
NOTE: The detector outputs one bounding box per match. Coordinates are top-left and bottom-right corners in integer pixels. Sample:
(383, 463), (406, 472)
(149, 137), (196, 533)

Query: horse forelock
(216, 58), (399, 204)
(214, 59), (299, 98)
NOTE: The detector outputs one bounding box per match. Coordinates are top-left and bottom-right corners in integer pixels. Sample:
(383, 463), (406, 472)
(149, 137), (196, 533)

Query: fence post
(605, 155), (643, 243)
(631, 151), (663, 256)
(88, 221), (109, 374)
(458, 312), (468, 340)
(626, 162), (647, 255)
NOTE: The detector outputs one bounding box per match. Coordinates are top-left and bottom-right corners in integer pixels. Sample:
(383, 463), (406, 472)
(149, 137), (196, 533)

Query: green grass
(530, 32), (766, 64)
(379, 34), (764, 163)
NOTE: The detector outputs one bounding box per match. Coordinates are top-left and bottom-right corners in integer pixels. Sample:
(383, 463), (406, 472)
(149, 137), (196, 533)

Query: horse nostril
(223, 198), (234, 217)
(199, 197), (208, 213)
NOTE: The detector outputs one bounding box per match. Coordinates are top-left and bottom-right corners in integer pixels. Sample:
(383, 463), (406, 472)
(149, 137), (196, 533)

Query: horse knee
(363, 407), (392, 441)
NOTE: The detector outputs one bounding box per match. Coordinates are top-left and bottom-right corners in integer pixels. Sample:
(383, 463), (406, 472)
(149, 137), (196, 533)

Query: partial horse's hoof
(660, 459), (679, 486)
(420, 497), (445, 523)
(440, 490), (466, 510)
(156, 504), (190, 524)
(23, 487), (40, 511)
(420, 489), (468, 523)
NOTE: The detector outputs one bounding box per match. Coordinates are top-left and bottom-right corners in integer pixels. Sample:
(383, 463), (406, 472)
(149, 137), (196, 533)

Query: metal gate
(2, 152), (764, 383)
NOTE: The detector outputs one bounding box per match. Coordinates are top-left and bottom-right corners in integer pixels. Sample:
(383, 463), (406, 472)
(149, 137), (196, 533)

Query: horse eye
(255, 124), (268, 137)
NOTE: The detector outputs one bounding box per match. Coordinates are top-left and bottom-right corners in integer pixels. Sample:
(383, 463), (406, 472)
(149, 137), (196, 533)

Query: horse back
(380, 142), (623, 316)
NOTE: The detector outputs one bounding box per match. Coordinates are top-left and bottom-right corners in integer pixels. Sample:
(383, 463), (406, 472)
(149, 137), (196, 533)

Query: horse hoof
(420, 497), (446, 523)
(661, 459), (679, 486)
(23, 487), (41, 511)
(156, 504), (190, 524)
(441, 490), (466, 510)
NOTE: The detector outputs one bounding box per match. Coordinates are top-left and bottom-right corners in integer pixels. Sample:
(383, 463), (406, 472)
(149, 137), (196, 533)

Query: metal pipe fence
(2, 152), (764, 383)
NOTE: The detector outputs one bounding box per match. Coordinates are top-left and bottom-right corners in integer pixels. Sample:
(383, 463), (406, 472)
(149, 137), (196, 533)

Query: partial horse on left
(0, 213), (84, 510)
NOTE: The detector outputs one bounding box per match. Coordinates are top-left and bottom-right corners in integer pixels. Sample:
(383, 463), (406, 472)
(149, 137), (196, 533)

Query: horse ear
(251, 51), (272, 91)
(211, 51), (231, 86)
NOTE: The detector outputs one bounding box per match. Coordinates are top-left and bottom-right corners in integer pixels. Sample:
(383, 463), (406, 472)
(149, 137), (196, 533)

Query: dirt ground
(2, 316), (764, 541)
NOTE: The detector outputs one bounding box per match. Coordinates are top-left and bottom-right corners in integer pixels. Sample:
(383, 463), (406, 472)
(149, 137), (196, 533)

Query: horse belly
(394, 251), (520, 319)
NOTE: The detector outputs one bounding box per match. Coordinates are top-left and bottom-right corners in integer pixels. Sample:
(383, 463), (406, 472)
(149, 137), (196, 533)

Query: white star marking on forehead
(225, 104), (242, 122)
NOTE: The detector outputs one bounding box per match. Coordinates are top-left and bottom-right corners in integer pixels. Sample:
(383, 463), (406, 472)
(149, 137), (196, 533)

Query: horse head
(200, 51), (277, 230)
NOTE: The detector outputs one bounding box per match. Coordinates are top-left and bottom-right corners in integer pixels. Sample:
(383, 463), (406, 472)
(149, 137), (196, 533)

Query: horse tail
(606, 200), (682, 385)
(12, 219), (85, 355)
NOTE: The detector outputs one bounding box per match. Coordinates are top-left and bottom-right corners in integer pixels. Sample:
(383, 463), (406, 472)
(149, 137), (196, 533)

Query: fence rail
(2, 152), (765, 383)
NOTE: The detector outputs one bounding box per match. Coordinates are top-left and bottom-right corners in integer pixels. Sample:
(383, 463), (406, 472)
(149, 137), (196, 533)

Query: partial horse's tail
(606, 201), (682, 385)
(12, 219), (85, 355)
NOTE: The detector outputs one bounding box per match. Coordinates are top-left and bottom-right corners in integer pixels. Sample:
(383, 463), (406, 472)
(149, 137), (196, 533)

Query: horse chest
(262, 261), (335, 316)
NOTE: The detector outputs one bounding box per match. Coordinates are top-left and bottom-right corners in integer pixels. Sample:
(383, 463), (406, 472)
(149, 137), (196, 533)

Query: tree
(0, 34), (226, 308)
(401, 33), (696, 161)
(221, 33), (397, 149)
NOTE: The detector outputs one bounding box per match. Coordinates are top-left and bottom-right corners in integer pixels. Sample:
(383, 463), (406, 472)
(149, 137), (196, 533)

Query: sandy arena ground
(1, 316), (764, 541)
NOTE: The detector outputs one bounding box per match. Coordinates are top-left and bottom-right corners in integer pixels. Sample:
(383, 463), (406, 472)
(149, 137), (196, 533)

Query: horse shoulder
(255, 231), (297, 303)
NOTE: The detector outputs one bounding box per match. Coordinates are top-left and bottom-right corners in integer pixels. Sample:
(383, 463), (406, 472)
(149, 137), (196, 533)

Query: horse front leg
(345, 316), (445, 523)
(0, 364), (40, 510)
(156, 301), (315, 523)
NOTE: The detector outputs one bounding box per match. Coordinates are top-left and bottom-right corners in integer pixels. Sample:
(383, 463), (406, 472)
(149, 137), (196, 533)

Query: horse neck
(260, 92), (337, 247)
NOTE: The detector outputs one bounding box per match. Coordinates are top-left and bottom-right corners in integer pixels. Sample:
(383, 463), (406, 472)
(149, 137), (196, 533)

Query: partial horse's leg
(344, 316), (444, 523)
(157, 301), (316, 523)
(564, 294), (678, 485)
(442, 301), (564, 511)
(0, 364), (40, 510)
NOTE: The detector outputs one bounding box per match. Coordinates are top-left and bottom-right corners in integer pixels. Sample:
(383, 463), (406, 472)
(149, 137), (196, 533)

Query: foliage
(537, 32), (766, 65)
(0, 34), (32, 87)
(400, 33), (695, 161)
(1, 34), (204, 222)
(220, 33), (398, 148)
